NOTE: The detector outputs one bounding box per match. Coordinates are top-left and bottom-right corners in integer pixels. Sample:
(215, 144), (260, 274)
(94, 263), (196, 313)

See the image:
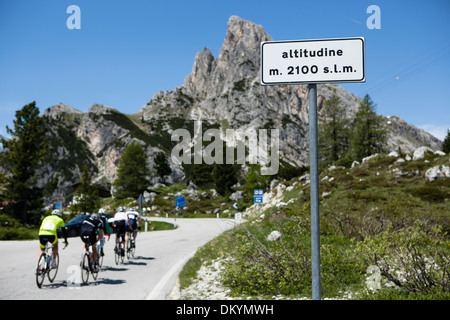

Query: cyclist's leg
(38, 235), (47, 260)
(91, 244), (97, 264)
(51, 236), (58, 259)
(99, 237), (105, 256)
(91, 238), (98, 263)
(131, 219), (137, 240)
(125, 221), (129, 245)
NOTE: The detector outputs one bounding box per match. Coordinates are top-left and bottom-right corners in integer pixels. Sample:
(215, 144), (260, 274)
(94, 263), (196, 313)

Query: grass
(178, 152), (450, 300)
(143, 220), (177, 231)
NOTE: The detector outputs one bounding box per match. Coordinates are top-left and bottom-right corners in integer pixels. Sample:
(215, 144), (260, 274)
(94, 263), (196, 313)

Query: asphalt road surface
(0, 218), (237, 300)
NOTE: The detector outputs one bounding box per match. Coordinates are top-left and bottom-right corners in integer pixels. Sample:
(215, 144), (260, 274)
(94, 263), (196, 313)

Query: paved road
(0, 218), (237, 300)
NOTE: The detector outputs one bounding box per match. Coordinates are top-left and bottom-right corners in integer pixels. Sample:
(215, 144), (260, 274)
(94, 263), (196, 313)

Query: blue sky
(1, 0), (449, 140)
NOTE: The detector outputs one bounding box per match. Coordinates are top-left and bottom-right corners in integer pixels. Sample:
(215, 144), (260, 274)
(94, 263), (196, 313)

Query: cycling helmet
(98, 208), (107, 215)
(52, 209), (62, 217)
(118, 207), (125, 212)
(90, 213), (100, 220)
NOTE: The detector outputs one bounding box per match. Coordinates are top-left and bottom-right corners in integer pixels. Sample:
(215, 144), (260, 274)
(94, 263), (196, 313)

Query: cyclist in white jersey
(126, 209), (141, 241)
(112, 207), (129, 257)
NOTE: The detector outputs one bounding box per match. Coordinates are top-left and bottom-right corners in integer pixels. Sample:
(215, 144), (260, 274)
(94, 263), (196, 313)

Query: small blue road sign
(175, 197), (185, 207)
(254, 189), (264, 204)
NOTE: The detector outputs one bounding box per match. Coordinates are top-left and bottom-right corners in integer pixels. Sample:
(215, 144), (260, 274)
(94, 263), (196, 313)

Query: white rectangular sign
(261, 37), (365, 85)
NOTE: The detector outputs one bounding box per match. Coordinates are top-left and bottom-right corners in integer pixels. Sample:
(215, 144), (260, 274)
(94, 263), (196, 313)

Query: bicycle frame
(114, 233), (126, 265)
(36, 242), (61, 288)
(81, 241), (99, 284)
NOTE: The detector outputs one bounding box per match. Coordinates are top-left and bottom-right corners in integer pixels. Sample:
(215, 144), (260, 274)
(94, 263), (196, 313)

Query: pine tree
(349, 94), (387, 161)
(442, 130), (450, 154)
(154, 152), (172, 183)
(190, 163), (213, 188)
(213, 163), (238, 197)
(70, 165), (100, 215)
(113, 142), (150, 199)
(318, 93), (350, 166)
(0, 102), (48, 225)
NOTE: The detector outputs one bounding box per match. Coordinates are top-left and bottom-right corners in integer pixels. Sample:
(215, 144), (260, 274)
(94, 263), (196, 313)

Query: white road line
(145, 250), (195, 300)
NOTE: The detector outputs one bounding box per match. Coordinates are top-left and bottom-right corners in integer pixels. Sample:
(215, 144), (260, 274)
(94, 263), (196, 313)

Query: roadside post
(137, 193), (144, 215)
(137, 193), (146, 231)
(261, 37), (365, 300)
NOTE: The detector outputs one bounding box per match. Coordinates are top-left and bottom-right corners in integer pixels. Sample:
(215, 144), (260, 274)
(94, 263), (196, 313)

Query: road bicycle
(96, 237), (105, 268)
(114, 233), (125, 265)
(80, 241), (99, 284)
(126, 230), (136, 260)
(35, 241), (66, 288)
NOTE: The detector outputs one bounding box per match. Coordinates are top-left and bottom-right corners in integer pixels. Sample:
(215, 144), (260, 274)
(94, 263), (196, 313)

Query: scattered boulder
(230, 191), (245, 201)
(362, 154), (379, 163)
(270, 179), (279, 190)
(425, 165), (450, 181)
(388, 151), (399, 157)
(188, 181), (198, 190)
(267, 231), (282, 241)
(412, 146), (433, 161)
(143, 191), (157, 203)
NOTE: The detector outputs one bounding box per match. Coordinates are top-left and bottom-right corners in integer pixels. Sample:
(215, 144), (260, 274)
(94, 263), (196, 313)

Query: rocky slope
(38, 16), (441, 204)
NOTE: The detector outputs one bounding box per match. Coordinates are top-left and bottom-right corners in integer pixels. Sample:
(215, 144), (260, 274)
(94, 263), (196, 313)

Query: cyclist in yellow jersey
(38, 209), (69, 266)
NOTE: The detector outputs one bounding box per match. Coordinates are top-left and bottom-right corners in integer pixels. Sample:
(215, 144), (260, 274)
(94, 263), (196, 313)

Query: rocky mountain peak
(184, 16), (272, 97)
(87, 103), (117, 115)
(221, 15), (272, 62)
(41, 103), (82, 120)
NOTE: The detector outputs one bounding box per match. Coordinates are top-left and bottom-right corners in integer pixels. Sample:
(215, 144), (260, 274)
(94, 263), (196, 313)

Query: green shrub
(221, 218), (312, 296)
(0, 214), (38, 240)
(355, 220), (450, 295)
(408, 185), (448, 202)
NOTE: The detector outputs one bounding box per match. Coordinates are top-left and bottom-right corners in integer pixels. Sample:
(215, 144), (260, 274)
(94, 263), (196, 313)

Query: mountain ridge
(37, 15), (441, 204)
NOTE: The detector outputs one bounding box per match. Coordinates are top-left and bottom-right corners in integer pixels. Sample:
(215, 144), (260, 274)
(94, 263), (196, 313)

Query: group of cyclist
(38, 206), (141, 272)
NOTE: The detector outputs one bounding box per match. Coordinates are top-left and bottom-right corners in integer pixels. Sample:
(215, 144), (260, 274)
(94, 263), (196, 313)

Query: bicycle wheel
(114, 243), (120, 265)
(98, 252), (103, 268)
(120, 244), (125, 264)
(97, 244), (103, 268)
(130, 237), (135, 258)
(35, 253), (47, 288)
(47, 253), (59, 283)
(81, 253), (90, 284)
(92, 258), (99, 281)
(126, 236), (131, 260)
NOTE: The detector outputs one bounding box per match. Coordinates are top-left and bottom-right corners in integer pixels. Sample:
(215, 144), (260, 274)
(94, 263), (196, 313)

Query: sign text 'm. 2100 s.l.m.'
(261, 37), (365, 85)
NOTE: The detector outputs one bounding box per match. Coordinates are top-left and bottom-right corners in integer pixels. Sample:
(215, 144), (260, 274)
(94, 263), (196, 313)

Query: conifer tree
(113, 142), (150, 199)
(442, 130), (450, 154)
(190, 163), (213, 188)
(154, 151), (172, 183)
(349, 94), (387, 161)
(70, 165), (100, 215)
(0, 102), (48, 224)
(318, 93), (350, 166)
(213, 163), (238, 197)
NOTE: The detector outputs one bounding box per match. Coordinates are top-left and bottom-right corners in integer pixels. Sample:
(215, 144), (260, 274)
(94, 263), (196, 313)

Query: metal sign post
(137, 194), (144, 216)
(261, 37), (365, 300)
(308, 83), (321, 300)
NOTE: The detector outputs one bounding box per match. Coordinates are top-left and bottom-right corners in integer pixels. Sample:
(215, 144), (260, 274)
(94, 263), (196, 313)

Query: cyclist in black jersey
(80, 213), (104, 271)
